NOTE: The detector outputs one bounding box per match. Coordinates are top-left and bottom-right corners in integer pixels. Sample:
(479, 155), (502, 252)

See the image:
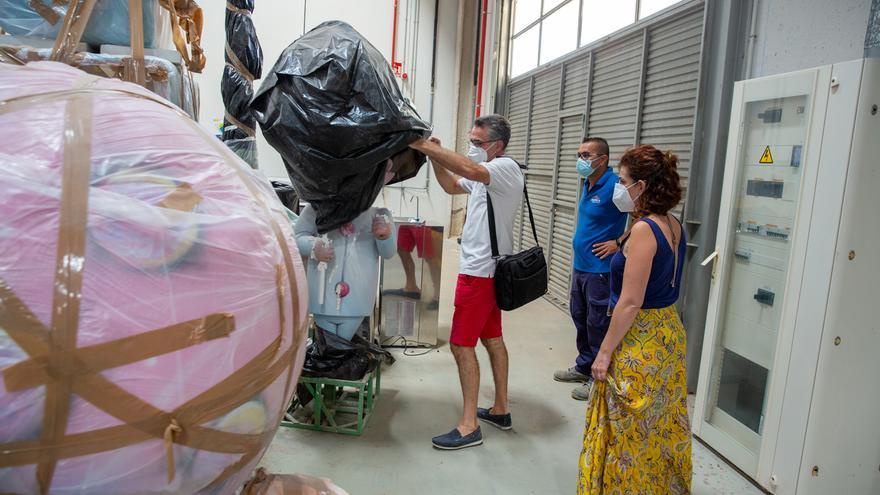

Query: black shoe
(431, 427), (483, 450)
(477, 407), (512, 431)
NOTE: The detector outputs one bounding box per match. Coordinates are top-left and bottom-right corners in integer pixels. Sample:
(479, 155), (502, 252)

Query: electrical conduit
(475, 0), (489, 117)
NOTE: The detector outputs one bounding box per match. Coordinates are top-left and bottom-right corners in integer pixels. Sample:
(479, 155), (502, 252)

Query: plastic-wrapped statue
(0, 62), (308, 495)
(295, 207), (395, 340)
(295, 164), (397, 340)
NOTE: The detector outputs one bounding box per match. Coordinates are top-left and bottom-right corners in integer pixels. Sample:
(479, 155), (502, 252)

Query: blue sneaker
(431, 427), (483, 450)
(477, 407), (512, 430)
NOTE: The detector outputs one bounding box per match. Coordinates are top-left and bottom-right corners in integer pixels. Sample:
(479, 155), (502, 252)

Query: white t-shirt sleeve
(458, 177), (476, 193)
(457, 158), (521, 194)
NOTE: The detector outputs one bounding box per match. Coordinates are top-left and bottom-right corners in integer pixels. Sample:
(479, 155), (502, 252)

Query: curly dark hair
(619, 145), (682, 217)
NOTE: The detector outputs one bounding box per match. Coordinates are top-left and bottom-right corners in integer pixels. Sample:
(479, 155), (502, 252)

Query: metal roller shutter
(544, 55), (591, 309)
(546, 114), (585, 308)
(506, 79), (532, 251)
(506, 80), (531, 162)
(526, 70), (562, 177)
(502, 1), (706, 311)
(554, 116), (585, 207)
(561, 55), (590, 113)
(587, 33), (644, 163)
(513, 190), (524, 252)
(639, 9), (704, 215)
(525, 174), (553, 250)
(523, 68), (561, 252)
(547, 206), (575, 307)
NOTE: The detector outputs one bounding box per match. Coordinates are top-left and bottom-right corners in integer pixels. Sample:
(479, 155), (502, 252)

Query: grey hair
(474, 114), (511, 147)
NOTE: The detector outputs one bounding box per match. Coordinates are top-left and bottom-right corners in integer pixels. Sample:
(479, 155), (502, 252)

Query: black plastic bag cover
(222, 0), (262, 168)
(301, 326), (394, 380)
(271, 180), (299, 211)
(251, 20), (431, 233)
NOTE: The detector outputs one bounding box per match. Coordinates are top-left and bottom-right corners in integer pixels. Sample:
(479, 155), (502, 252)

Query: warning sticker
(759, 146), (774, 164)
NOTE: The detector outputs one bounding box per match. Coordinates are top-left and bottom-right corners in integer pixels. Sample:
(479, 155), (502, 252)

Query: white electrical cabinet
(693, 58), (880, 494)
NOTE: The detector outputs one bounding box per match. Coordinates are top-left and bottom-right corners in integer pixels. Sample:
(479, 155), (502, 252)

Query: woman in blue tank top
(578, 145), (691, 494)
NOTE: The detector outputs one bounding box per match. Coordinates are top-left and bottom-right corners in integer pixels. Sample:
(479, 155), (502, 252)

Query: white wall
(195, 0), (295, 180)
(195, 0), (461, 229)
(748, 0), (872, 78)
(375, 0), (460, 230)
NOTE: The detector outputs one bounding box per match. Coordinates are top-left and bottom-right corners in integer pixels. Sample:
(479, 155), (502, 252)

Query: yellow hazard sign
(759, 146), (774, 164)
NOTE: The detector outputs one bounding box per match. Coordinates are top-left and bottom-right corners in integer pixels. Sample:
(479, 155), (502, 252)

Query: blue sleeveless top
(609, 217), (686, 309)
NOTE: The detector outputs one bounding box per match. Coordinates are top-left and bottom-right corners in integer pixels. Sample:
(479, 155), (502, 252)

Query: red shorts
(450, 274), (502, 347)
(397, 225), (436, 259)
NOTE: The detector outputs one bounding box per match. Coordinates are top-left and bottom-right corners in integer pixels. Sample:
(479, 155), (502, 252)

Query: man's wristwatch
(615, 237), (622, 248)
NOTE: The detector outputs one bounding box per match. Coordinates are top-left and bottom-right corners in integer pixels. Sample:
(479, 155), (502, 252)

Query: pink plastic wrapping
(0, 62), (308, 494)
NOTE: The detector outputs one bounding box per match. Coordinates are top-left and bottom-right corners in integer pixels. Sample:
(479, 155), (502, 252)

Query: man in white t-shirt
(409, 114), (524, 450)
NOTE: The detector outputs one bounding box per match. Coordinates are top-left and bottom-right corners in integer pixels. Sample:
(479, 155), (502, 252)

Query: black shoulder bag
(486, 184), (548, 311)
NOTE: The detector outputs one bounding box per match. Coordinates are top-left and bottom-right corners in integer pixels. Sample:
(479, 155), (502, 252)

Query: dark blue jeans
(569, 270), (611, 376)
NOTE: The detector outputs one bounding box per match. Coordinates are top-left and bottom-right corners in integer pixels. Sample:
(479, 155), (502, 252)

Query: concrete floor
(260, 241), (764, 494)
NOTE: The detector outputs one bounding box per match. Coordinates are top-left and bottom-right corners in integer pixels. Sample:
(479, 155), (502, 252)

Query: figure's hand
(591, 350), (612, 382)
(428, 136), (441, 146)
(312, 239), (334, 263)
(372, 215), (391, 240)
(592, 240), (619, 260)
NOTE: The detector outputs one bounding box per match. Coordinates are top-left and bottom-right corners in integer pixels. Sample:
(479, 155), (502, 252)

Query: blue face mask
(576, 158), (595, 177)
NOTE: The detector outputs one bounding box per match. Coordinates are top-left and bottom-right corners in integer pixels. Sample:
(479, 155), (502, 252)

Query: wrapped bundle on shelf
(0, 0), (205, 73)
(0, 0), (169, 49)
(222, 0), (262, 168)
(0, 62), (308, 495)
(0, 44), (198, 118)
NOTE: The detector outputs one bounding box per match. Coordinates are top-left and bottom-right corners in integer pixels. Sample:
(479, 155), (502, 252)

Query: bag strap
(486, 178), (538, 258)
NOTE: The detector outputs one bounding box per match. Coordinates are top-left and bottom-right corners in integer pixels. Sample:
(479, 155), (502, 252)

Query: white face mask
(467, 144), (489, 163)
(612, 181), (640, 212)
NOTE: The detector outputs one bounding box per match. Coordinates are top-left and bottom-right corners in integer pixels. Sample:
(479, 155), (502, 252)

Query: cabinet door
(694, 68), (824, 479)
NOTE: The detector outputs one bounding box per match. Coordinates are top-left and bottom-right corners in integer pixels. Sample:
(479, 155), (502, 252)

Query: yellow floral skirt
(577, 305), (692, 495)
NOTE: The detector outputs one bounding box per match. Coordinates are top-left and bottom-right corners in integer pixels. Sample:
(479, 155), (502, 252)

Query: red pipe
(475, 0), (489, 117)
(391, 0), (402, 76)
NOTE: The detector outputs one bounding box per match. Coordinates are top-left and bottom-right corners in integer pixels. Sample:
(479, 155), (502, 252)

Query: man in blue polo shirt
(554, 137), (628, 400)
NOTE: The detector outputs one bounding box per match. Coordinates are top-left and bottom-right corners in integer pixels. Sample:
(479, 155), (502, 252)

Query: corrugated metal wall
(525, 69), (561, 252)
(588, 36), (644, 164)
(507, 79), (531, 244)
(640, 10), (705, 210)
(506, 2), (706, 310)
